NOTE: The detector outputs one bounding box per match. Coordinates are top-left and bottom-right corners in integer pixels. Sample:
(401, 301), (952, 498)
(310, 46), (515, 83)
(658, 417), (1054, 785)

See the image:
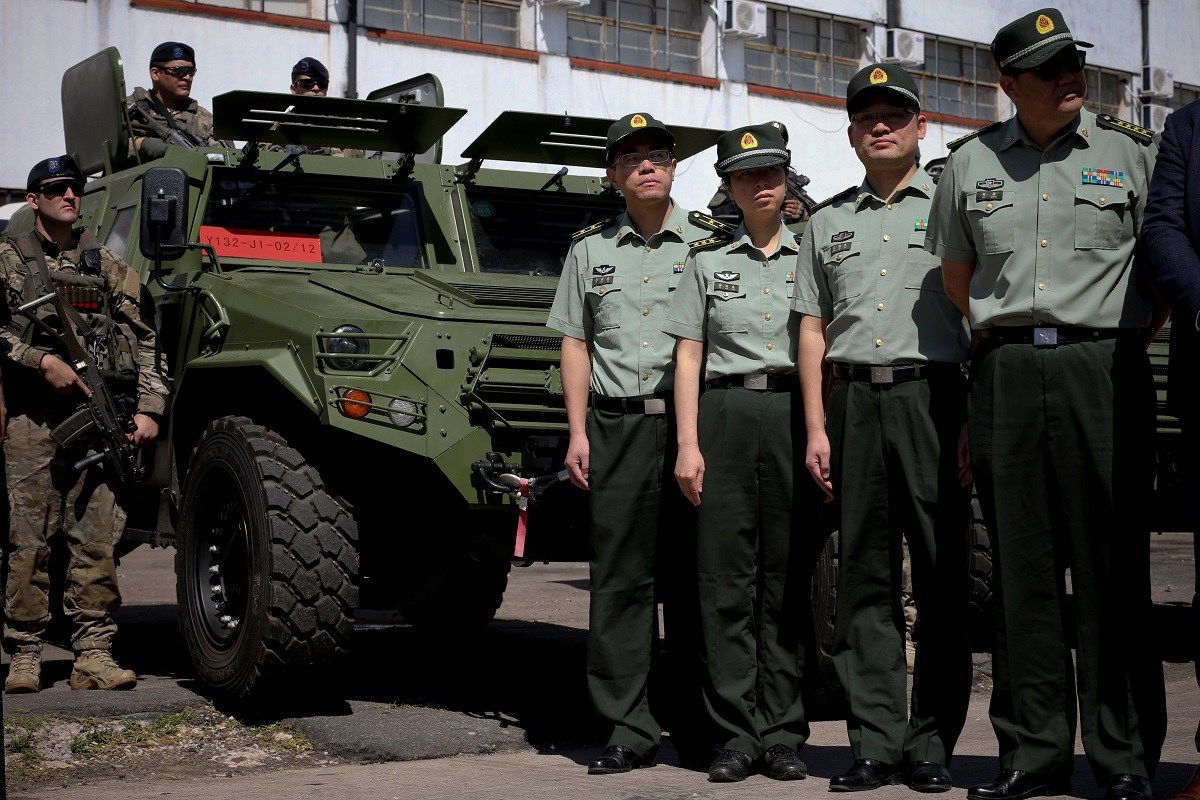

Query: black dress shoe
(762, 744), (808, 780)
(1105, 774), (1152, 800)
(587, 744), (650, 774)
(707, 749), (753, 783)
(830, 759), (902, 791)
(967, 769), (1071, 800)
(908, 762), (954, 793)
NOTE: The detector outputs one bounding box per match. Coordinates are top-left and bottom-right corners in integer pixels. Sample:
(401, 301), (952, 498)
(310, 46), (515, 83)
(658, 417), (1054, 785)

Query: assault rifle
(17, 292), (144, 489)
(128, 102), (199, 150)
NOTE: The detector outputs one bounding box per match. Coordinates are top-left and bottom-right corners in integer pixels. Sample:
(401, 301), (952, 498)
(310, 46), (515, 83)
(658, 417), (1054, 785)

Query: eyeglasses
(293, 78), (327, 91)
(1018, 49), (1086, 81)
(612, 149), (673, 169)
(850, 108), (917, 128)
(156, 65), (197, 78)
(38, 182), (83, 198)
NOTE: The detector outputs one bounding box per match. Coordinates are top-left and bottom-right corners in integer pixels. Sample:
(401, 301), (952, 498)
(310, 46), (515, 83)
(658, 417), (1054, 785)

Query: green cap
(991, 8), (1092, 71)
(714, 123), (790, 175)
(605, 112), (674, 166)
(846, 63), (921, 116)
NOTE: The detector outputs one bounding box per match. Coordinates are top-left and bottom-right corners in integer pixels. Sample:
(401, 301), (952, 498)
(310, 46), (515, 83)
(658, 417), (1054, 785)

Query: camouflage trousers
(3, 415), (125, 654)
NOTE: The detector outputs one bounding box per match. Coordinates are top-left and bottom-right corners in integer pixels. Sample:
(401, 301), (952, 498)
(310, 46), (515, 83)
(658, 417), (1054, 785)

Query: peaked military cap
(605, 112), (675, 166)
(714, 123), (790, 175)
(150, 41), (196, 65)
(27, 155), (85, 193)
(991, 8), (1092, 71)
(846, 63), (921, 116)
(292, 57), (329, 83)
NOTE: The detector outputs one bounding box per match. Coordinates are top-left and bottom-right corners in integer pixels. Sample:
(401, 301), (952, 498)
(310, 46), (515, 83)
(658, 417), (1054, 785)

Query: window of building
(1169, 83), (1200, 111)
(364, 0), (521, 47)
(567, 0), (705, 76)
(190, 0), (313, 17)
(744, 9), (862, 96)
(1084, 66), (1131, 119)
(912, 35), (998, 121)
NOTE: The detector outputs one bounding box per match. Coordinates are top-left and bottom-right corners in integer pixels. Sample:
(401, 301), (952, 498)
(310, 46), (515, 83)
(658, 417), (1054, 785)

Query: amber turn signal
(339, 389), (371, 419)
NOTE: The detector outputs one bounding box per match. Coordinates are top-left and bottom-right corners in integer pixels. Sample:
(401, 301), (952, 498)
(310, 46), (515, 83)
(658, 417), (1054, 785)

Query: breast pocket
(706, 286), (748, 334)
(905, 234), (944, 293)
(586, 277), (623, 332)
(966, 192), (1014, 255)
(820, 240), (863, 304)
(1074, 185), (1129, 250)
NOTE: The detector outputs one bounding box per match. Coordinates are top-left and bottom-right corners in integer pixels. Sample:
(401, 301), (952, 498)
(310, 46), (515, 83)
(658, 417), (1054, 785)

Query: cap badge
(740, 132), (759, 149)
(47, 158), (60, 174)
(1035, 14), (1055, 35)
(630, 114), (647, 128)
(172, 45), (185, 59)
(976, 178), (1004, 190)
(869, 67), (888, 85)
(298, 59), (309, 71)
(831, 230), (853, 243)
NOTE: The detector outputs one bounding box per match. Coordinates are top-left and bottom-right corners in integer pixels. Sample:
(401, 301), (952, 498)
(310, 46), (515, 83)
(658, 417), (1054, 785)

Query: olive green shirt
(664, 225), (801, 380)
(925, 108), (1157, 329)
(547, 202), (706, 397)
(794, 171), (968, 365)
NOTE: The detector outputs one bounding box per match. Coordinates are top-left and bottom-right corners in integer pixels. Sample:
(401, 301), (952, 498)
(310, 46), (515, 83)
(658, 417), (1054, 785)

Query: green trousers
(970, 338), (1166, 780)
(587, 406), (703, 759)
(695, 386), (817, 759)
(826, 373), (971, 766)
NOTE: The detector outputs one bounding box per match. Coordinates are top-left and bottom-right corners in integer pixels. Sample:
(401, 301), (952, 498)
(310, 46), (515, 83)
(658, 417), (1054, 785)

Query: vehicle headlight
(327, 324), (368, 370)
(388, 398), (419, 428)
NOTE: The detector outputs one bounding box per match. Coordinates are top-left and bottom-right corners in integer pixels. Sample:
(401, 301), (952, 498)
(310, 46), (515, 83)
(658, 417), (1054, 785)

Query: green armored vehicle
(41, 48), (725, 696)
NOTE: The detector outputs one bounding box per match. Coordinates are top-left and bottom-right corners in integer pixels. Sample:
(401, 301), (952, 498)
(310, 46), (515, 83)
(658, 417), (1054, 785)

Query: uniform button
(985, 203), (993, 212)
(877, 303), (885, 311)
(642, 372), (650, 381)
(875, 338), (884, 347)
(1042, 193), (1050, 201)
(883, 234), (892, 242)
(642, 341), (649, 348)
(766, 342), (775, 350)
(837, 253), (845, 261)
(642, 308), (649, 316)
(644, 246), (651, 253)
(1043, 152), (1052, 160)
(598, 288), (606, 295)
(1099, 197), (1107, 206)
(722, 292), (729, 298)
(880, 268), (888, 277)
(1038, 283), (1047, 290)
(1040, 239), (1048, 248)
(643, 275), (650, 283)
(764, 313), (772, 321)
(763, 287), (770, 294)
(886, 203), (893, 210)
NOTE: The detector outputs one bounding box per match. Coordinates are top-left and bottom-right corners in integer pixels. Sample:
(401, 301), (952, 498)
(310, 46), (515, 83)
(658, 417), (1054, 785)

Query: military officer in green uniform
(0, 156), (169, 693)
(795, 63), (972, 794)
(925, 9), (1167, 800)
(667, 123), (816, 784)
(127, 42), (218, 160)
(547, 112), (716, 774)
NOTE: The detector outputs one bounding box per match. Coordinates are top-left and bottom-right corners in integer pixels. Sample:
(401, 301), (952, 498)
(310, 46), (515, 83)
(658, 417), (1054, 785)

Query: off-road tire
(176, 416), (359, 696)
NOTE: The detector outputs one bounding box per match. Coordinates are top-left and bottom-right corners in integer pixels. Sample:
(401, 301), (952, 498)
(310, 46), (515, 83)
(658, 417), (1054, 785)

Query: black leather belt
(705, 373), (800, 391)
(977, 326), (1138, 347)
(831, 362), (962, 385)
(592, 393), (671, 415)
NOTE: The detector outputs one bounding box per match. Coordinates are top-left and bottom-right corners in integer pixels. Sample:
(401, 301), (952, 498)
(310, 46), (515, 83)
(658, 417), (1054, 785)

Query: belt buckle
(743, 374), (768, 390)
(1033, 327), (1058, 346)
(870, 366), (894, 385)
(642, 398), (666, 415)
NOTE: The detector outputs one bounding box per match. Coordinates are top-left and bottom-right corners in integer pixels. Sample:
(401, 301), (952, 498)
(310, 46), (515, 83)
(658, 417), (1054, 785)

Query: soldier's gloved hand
(38, 354), (91, 397)
(138, 137), (169, 159)
(128, 413), (159, 447)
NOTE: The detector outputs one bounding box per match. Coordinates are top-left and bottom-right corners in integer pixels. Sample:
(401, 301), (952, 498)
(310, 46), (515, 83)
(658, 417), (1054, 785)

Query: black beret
(27, 155), (85, 193)
(150, 41), (195, 65)
(292, 57), (329, 83)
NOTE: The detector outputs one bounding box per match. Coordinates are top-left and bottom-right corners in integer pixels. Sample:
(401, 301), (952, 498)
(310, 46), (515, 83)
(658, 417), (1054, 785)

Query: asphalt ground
(3, 533), (1197, 800)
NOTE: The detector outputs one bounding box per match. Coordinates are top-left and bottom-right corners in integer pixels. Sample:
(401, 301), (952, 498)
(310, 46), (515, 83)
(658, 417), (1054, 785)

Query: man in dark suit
(1143, 99), (1200, 800)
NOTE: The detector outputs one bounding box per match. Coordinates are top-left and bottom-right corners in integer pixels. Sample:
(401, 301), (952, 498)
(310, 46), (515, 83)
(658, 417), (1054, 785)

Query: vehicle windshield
(466, 186), (624, 277)
(202, 170), (425, 268)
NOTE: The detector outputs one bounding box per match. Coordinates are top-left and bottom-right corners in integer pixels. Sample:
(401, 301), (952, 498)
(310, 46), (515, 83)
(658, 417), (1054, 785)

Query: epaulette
(947, 121), (1003, 151)
(809, 186), (858, 216)
(687, 234), (730, 253)
(1096, 114), (1155, 145)
(571, 215), (618, 240)
(688, 210), (738, 235)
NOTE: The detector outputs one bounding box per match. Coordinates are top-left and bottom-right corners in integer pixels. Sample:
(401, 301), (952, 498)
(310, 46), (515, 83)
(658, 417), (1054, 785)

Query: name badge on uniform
(592, 276), (614, 287)
(1082, 168), (1124, 187)
(976, 178), (1004, 190)
(830, 241), (852, 255)
(591, 264), (615, 287)
(831, 230), (854, 243)
(975, 190), (1003, 202)
(914, 218), (928, 231)
(714, 270), (740, 294)
(673, 262), (686, 274)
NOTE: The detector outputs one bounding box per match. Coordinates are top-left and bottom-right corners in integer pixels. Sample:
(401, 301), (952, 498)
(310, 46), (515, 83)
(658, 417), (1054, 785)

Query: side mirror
(139, 167), (189, 260)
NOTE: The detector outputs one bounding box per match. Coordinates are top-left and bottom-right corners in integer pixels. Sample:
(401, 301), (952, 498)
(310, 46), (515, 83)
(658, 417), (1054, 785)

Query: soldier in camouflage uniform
(1, 155), (169, 693)
(126, 41), (218, 160)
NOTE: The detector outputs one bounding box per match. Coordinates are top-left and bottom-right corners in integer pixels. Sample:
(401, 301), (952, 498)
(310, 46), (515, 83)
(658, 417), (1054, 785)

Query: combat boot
(4, 651), (41, 693)
(70, 650), (137, 690)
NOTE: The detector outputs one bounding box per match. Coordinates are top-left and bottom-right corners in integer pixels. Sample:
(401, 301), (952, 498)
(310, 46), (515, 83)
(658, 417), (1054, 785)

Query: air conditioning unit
(1142, 102), (1172, 133)
(723, 0), (767, 39)
(882, 27), (925, 68)
(1141, 65), (1174, 100)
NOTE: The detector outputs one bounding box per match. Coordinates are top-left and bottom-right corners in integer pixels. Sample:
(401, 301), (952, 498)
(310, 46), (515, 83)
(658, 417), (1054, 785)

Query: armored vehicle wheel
(176, 416), (359, 696)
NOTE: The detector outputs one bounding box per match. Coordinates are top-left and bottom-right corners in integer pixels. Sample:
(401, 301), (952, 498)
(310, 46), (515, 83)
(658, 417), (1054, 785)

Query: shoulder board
(688, 210), (738, 235)
(1096, 114), (1155, 145)
(809, 186), (858, 216)
(947, 121), (1003, 152)
(687, 235), (729, 253)
(571, 216), (619, 240)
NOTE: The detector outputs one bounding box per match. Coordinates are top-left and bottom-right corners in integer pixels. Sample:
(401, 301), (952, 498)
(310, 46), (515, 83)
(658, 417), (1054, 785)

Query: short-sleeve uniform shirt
(547, 203), (707, 397)
(794, 171), (968, 365)
(664, 226), (800, 380)
(924, 108), (1156, 329)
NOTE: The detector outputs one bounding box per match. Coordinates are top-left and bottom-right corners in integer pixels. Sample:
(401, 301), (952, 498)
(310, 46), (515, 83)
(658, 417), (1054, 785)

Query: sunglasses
(1018, 49), (1086, 82)
(38, 181), (83, 198)
(293, 78), (327, 91)
(157, 65), (197, 78)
